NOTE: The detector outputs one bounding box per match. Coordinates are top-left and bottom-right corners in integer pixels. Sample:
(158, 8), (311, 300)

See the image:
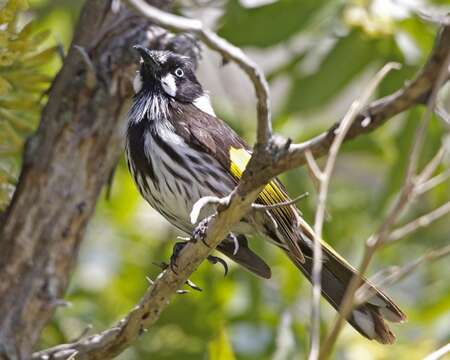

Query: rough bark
(0, 1), (198, 359)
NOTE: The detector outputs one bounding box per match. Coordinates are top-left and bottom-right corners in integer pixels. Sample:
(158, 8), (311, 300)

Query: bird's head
(133, 45), (203, 103)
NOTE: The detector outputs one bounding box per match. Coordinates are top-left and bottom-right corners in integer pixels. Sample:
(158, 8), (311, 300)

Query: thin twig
(70, 325), (93, 343)
(435, 105), (450, 126)
(305, 149), (324, 181)
(388, 201), (450, 242)
(314, 62), (402, 238)
(308, 62), (401, 360)
(415, 168), (450, 195)
(66, 351), (79, 360)
(252, 192), (309, 211)
(415, 142), (447, 186)
(304, 150), (323, 214)
(424, 343), (450, 360)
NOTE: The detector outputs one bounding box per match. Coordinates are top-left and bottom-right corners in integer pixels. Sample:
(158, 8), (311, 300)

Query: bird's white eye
(174, 68), (184, 77)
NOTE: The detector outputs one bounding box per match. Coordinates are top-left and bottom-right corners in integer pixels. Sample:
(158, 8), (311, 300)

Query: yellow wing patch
(229, 147), (289, 204)
(229, 147), (251, 178)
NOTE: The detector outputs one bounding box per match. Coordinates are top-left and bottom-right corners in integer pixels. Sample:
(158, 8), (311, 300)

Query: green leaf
(23, 46), (57, 66)
(0, 119), (22, 147)
(30, 29), (51, 47)
(4, 69), (52, 84)
(208, 326), (236, 360)
(0, 95), (40, 111)
(0, 0), (28, 24)
(0, 107), (36, 132)
(218, 0), (328, 48)
(16, 19), (35, 41)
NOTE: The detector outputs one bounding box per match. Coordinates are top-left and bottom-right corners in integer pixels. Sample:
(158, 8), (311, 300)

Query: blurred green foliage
(2, 0), (450, 359)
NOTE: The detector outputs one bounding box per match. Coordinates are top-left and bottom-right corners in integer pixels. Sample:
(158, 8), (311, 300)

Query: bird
(125, 45), (406, 344)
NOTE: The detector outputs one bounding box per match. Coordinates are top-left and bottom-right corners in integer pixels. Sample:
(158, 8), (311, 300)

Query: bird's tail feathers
(285, 233), (406, 344)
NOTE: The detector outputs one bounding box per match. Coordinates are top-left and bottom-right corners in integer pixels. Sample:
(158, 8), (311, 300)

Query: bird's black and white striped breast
(125, 114), (235, 233)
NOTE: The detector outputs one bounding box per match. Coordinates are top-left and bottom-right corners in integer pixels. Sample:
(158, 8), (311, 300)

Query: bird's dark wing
(169, 102), (305, 262)
(169, 102), (250, 168)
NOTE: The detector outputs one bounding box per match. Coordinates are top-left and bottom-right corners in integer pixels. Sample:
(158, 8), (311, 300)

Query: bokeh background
(1, 0), (450, 359)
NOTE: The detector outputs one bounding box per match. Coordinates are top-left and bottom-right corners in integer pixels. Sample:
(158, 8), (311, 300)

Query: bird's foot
(169, 240), (190, 274)
(169, 239), (228, 277)
(152, 260), (202, 292)
(193, 214), (215, 247)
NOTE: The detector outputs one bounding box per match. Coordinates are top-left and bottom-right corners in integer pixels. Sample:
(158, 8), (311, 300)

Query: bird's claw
(185, 279), (202, 292)
(229, 234), (240, 256)
(207, 255), (229, 277)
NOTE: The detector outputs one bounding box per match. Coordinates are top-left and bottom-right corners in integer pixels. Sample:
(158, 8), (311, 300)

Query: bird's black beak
(133, 45), (161, 73)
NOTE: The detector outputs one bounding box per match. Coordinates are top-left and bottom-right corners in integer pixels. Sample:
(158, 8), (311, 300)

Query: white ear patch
(161, 74), (177, 97)
(193, 94), (216, 116)
(133, 72), (143, 93)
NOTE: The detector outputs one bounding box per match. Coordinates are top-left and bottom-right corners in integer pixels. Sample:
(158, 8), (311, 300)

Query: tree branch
(388, 201), (450, 242)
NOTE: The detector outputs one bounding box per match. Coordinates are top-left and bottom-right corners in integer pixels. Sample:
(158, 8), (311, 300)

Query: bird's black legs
(152, 259), (202, 292)
(168, 238), (229, 277)
(169, 241), (188, 274)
